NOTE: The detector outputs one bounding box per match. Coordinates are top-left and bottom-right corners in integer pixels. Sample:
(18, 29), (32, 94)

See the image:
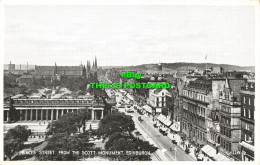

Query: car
(171, 140), (177, 144)
(135, 131), (142, 136)
(138, 116), (143, 122)
(118, 104), (125, 108)
(159, 129), (167, 136)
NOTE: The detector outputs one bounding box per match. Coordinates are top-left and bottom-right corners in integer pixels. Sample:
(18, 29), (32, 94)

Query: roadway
(114, 90), (194, 161)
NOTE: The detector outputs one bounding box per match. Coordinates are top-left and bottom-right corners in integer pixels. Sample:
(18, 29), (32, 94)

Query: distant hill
(111, 62), (255, 72)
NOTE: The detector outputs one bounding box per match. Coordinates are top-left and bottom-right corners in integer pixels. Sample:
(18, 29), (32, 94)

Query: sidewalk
(167, 133), (197, 160)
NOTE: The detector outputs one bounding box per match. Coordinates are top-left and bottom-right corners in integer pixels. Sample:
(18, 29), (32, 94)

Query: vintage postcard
(1, 0), (259, 163)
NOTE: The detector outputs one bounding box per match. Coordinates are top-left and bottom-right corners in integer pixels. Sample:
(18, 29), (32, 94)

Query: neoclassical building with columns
(4, 97), (105, 123)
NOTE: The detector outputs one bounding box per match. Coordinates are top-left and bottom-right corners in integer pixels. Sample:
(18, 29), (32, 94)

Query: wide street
(114, 90), (194, 161)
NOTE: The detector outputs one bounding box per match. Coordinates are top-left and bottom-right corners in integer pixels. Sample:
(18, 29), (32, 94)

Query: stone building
(218, 78), (245, 159)
(17, 74), (34, 86)
(181, 78), (226, 147)
(148, 88), (170, 115)
(239, 80), (255, 161)
(35, 58), (98, 79)
(4, 97), (105, 123)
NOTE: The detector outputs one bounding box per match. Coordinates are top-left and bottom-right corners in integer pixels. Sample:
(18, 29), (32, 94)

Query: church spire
(95, 56), (97, 69)
(54, 62), (57, 75)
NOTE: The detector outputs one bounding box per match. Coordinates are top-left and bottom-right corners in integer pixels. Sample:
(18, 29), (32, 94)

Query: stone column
(30, 109), (33, 121)
(46, 109), (49, 120)
(20, 110), (23, 121)
(92, 109), (95, 120)
(101, 110), (104, 119)
(61, 109), (64, 116)
(51, 109), (53, 121)
(36, 109), (38, 121)
(56, 109), (59, 120)
(25, 110), (28, 121)
(41, 109), (43, 121)
(7, 111), (10, 123)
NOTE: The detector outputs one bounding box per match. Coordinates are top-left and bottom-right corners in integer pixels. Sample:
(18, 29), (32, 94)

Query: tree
(46, 113), (81, 135)
(104, 132), (157, 161)
(97, 112), (135, 136)
(4, 138), (24, 160)
(4, 125), (31, 160)
(47, 109), (91, 135)
(5, 125), (31, 141)
(78, 109), (91, 133)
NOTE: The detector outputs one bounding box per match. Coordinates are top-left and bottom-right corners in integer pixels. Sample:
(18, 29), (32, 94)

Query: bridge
(4, 98), (105, 123)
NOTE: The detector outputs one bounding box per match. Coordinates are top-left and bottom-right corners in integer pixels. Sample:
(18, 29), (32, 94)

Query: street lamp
(170, 147), (177, 160)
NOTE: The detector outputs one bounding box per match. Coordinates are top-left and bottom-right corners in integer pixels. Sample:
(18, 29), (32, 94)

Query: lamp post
(170, 146), (177, 160)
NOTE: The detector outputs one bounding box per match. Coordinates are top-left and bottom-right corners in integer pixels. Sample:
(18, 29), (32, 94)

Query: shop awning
(158, 114), (167, 123)
(157, 114), (163, 121)
(213, 153), (230, 161)
(239, 141), (254, 152)
(126, 94), (134, 101)
(142, 105), (152, 113)
(170, 121), (181, 132)
(201, 145), (217, 157)
(164, 118), (172, 127)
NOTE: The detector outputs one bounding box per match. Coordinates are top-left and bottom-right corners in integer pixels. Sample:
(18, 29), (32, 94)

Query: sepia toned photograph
(2, 0), (258, 162)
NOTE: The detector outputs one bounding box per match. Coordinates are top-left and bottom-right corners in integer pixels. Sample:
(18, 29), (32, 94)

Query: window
(226, 141), (229, 151)
(246, 124), (250, 130)
(249, 97), (251, 105)
(244, 96), (246, 104)
(248, 109), (251, 118)
(162, 97), (164, 107)
(243, 108), (246, 117)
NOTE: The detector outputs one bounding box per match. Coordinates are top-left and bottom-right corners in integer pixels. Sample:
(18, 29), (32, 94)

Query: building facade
(218, 78), (245, 159)
(4, 97), (105, 123)
(181, 78), (226, 147)
(35, 58), (98, 79)
(148, 88), (170, 115)
(182, 79), (211, 146)
(239, 81), (255, 161)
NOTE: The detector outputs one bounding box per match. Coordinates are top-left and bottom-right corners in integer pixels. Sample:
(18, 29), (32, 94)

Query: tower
(95, 56), (97, 69)
(92, 61), (95, 71)
(54, 62), (58, 75)
(27, 62), (29, 74)
(8, 61), (15, 73)
(82, 65), (86, 78)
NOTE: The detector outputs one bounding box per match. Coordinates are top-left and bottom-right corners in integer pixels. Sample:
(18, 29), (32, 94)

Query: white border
(0, 0), (259, 165)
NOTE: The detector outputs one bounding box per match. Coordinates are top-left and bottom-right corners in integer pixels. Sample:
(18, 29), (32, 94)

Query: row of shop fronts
(200, 145), (230, 161)
(141, 104), (232, 161)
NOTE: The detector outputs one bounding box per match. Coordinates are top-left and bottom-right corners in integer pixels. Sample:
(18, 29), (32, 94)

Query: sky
(3, 5), (255, 66)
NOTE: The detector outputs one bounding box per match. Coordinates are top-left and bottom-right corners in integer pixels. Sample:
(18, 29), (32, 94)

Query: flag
(205, 54), (207, 60)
